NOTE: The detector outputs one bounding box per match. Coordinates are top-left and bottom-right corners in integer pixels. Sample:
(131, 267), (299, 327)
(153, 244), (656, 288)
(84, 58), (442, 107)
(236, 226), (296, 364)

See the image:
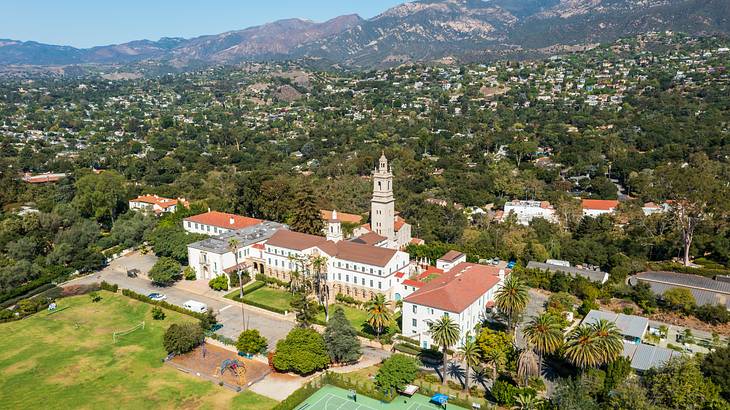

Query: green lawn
(243, 285), (296, 312)
(0, 291), (276, 410)
(319, 304), (370, 331)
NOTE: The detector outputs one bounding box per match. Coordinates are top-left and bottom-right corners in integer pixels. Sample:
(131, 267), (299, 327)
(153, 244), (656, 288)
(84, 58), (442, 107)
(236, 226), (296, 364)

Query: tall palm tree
(589, 319), (623, 365)
(309, 255), (330, 321)
(516, 348), (539, 387)
(494, 275), (529, 331)
(522, 312), (563, 373)
(228, 238), (246, 330)
(483, 348), (505, 384)
(365, 294), (391, 342)
(457, 332), (480, 393)
(564, 325), (600, 370)
(428, 315), (461, 385)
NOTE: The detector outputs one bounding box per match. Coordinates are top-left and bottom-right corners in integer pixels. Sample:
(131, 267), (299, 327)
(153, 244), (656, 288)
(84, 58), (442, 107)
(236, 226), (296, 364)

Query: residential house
(582, 199), (619, 217)
(502, 200), (557, 225)
(129, 194), (188, 214)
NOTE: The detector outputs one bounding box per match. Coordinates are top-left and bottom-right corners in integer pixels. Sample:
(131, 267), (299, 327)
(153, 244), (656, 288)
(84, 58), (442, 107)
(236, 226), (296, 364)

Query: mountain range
(1, 0), (728, 69)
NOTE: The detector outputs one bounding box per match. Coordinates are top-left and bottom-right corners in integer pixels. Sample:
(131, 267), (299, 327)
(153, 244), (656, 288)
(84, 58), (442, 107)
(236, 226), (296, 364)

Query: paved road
(71, 253), (294, 347)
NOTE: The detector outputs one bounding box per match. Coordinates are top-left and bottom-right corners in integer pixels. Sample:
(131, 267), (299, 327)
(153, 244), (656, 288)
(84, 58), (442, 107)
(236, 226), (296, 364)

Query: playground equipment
(112, 321), (145, 343)
(216, 358), (246, 386)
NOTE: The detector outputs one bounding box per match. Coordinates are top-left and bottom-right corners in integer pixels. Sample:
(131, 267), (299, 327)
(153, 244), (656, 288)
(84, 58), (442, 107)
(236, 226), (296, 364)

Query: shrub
(183, 266), (197, 280)
(236, 329), (268, 355)
(163, 323), (204, 354)
(491, 380), (519, 405)
(229, 272), (250, 288)
(89, 292), (102, 303)
(335, 293), (360, 306)
(694, 303), (730, 325)
(273, 328), (330, 374)
(100, 281), (118, 293)
(120, 288), (207, 321)
(375, 354), (421, 394)
(149, 257), (181, 286)
(151, 306), (166, 320)
(208, 275), (229, 291)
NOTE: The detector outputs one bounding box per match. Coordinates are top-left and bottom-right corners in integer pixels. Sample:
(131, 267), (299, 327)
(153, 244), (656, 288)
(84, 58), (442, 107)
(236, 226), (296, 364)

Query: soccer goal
(113, 321), (145, 343)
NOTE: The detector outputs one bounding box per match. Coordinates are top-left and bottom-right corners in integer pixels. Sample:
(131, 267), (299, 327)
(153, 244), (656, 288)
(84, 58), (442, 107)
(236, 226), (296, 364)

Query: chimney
(229, 217), (235, 225)
(498, 269), (505, 281)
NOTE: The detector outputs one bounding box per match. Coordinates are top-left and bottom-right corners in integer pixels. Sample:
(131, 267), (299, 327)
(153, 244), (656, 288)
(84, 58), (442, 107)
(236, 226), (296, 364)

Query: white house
(502, 200), (557, 225)
(183, 211), (263, 236)
(129, 194), (187, 214)
(641, 202), (671, 216)
(581, 199), (619, 218)
(436, 250), (467, 272)
(402, 262), (507, 349)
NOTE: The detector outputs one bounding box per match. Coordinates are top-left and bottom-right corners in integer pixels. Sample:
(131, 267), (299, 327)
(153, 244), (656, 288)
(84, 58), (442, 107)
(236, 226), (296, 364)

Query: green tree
(236, 329), (268, 355)
(375, 354), (421, 395)
(457, 332), (480, 392)
(290, 292), (319, 327)
(606, 379), (656, 410)
(365, 294), (392, 341)
(289, 187), (324, 235)
(495, 275), (529, 330)
(553, 378), (600, 410)
(73, 170), (128, 226)
(477, 327), (512, 381)
(428, 314), (461, 385)
(645, 356), (726, 410)
(564, 320), (622, 370)
(522, 312), (563, 373)
(163, 323), (204, 354)
(272, 328), (329, 374)
(590, 319), (623, 365)
(323, 306), (361, 364)
(149, 257), (181, 286)
(208, 275), (228, 291)
(655, 154), (729, 266)
(702, 345), (730, 401)
(662, 287), (696, 314)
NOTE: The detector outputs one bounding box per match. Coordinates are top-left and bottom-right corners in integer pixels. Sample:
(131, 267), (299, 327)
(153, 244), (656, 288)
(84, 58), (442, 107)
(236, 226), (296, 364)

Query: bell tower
(371, 152), (395, 243)
(326, 210), (343, 242)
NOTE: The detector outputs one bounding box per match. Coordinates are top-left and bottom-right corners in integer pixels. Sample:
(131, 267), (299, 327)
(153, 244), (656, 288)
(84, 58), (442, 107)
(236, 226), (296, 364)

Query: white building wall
(582, 209), (613, 218)
(184, 220), (234, 236)
(188, 245), (253, 280)
(503, 202), (556, 225)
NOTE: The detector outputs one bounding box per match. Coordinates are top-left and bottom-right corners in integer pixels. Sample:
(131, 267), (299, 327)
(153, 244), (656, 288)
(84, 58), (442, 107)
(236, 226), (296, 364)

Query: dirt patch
(4, 358), (38, 376)
(649, 312), (730, 336)
(169, 343), (270, 389)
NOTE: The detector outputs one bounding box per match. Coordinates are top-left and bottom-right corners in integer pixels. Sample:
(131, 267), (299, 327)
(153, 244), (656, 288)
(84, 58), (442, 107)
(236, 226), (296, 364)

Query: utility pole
(237, 267), (247, 331)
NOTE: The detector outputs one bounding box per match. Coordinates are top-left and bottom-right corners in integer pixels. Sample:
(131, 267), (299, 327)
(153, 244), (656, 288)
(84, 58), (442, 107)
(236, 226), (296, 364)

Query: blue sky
(1, 1), (405, 48)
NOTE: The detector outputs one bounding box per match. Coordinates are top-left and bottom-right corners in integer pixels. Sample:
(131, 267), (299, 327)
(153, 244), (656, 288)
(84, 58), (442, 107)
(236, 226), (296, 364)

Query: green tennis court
(296, 385), (468, 410)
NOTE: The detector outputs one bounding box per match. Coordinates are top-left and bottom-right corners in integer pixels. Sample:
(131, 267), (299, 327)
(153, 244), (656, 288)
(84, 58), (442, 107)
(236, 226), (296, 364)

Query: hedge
(647, 262), (730, 278)
(240, 298), (287, 315)
(100, 281), (119, 293)
(121, 288), (208, 321)
(0, 282), (57, 308)
(271, 372), (396, 410)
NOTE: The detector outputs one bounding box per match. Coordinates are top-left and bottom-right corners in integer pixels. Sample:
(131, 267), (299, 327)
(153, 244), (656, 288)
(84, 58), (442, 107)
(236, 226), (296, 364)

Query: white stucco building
(502, 200), (557, 225)
(129, 194), (187, 214)
(581, 199), (619, 217)
(402, 262), (507, 349)
(183, 211), (263, 236)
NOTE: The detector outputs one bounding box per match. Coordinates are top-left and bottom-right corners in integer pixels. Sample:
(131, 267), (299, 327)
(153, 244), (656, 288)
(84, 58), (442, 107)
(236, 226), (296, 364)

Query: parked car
(148, 293), (167, 301)
(127, 269), (140, 278)
(183, 300), (208, 313)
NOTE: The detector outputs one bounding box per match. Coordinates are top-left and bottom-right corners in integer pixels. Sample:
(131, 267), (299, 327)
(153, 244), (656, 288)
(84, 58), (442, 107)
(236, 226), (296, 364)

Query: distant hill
(0, 0), (728, 70)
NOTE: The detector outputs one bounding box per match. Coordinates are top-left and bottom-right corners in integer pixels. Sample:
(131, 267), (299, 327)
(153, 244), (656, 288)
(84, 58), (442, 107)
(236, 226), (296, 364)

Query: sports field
(0, 291), (276, 410)
(296, 385), (467, 410)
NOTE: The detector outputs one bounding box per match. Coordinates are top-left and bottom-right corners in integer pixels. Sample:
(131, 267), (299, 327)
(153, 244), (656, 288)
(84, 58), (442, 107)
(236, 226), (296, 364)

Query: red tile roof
(349, 231), (387, 246)
(395, 272), (405, 278)
(184, 211), (262, 230)
(404, 262), (504, 313)
(131, 194), (180, 209)
(581, 199), (619, 211)
(320, 210), (363, 224)
(403, 279), (426, 288)
(266, 229), (328, 251)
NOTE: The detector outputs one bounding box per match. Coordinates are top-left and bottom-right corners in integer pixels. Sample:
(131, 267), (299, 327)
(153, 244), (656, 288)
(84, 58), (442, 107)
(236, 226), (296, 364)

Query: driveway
(70, 252), (294, 348)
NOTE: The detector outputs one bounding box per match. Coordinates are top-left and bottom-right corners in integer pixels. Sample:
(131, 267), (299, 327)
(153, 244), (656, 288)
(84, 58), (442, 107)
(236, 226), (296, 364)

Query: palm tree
(522, 312), (563, 373)
(310, 255), (330, 321)
(228, 238), (246, 330)
(457, 332), (480, 393)
(428, 315), (461, 385)
(483, 348), (505, 384)
(494, 275), (529, 331)
(365, 294), (391, 342)
(564, 325), (600, 370)
(516, 348), (539, 387)
(512, 392), (542, 410)
(589, 319), (623, 365)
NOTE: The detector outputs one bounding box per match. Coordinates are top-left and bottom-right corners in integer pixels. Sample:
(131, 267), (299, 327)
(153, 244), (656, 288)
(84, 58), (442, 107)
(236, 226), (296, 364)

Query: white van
(183, 300), (208, 313)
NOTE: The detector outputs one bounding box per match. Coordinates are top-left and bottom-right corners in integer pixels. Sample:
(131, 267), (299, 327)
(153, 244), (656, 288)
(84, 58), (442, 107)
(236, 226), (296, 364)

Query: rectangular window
(346, 275), (349, 282)
(370, 280), (373, 287)
(338, 273), (341, 280)
(361, 278), (365, 285)
(378, 282), (381, 289)
(412, 319), (417, 327)
(412, 305), (417, 313)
